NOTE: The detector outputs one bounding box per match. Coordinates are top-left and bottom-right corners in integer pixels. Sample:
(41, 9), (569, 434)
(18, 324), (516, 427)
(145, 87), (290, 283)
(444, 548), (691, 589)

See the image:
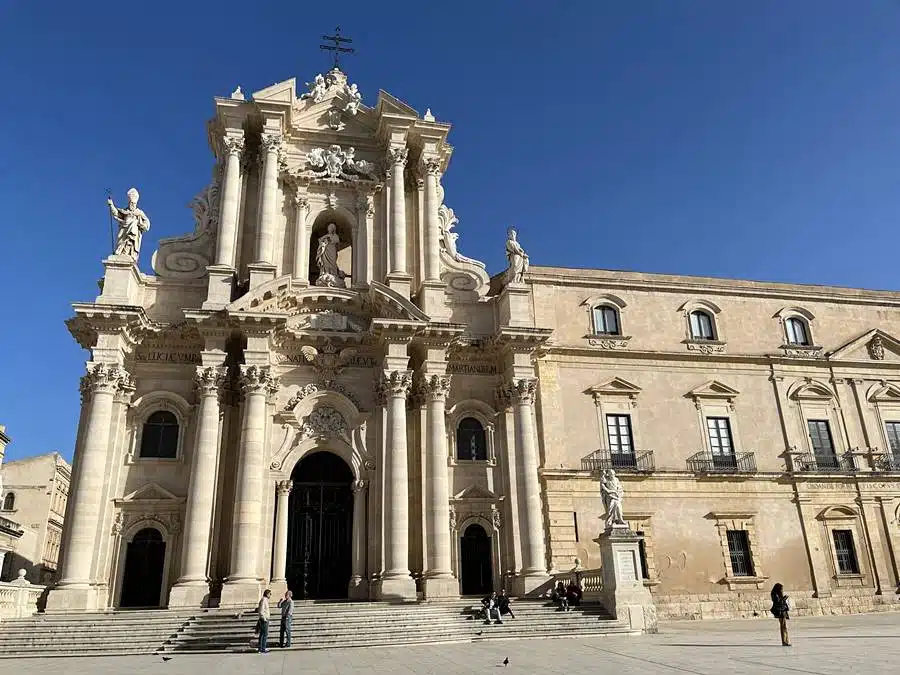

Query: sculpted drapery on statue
(315, 223), (347, 287)
(601, 469), (627, 530)
(505, 227), (529, 284)
(107, 188), (151, 261)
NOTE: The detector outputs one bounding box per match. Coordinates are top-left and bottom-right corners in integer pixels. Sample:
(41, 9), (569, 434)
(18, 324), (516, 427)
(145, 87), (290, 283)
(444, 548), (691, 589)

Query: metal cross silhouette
(320, 26), (355, 69)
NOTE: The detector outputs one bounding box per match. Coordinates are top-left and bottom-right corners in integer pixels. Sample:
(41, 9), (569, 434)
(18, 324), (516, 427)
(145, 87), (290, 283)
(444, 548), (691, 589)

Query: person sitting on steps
(498, 589), (516, 619)
(552, 581), (569, 612)
(481, 591), (503, 624)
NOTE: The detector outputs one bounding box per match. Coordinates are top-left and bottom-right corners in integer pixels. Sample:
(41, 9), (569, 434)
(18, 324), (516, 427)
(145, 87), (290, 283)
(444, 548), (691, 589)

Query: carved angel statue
(108, 188), (151, 261)
(344, 82), (362, 115)
(505, 227), (529, 284)
(301, 74), (328, 103)
(325, 145), (345, 178)
(299, 342), (358, 385)
(344, 147), (378, 180)
(315, 223), (348, 287)
(601, 469), (626, 530)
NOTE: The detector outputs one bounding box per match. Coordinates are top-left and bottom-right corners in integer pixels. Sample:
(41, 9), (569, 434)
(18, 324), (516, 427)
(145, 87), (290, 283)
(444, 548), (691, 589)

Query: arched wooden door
(120, 527), (166, 608)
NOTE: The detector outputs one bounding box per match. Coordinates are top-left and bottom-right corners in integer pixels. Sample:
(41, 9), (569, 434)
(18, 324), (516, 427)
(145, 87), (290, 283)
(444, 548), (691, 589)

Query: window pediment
(453, 485), (497, 501)
(867, 381), (900, 404)
(119, 482), (182, 504)
(687, 380), (740, 403)
(787, 378), (834, 401)
(585, 377), (642, 401)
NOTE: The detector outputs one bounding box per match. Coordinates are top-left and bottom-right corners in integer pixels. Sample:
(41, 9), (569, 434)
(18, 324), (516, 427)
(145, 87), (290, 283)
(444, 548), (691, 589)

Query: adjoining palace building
(47, 65), (900, 619)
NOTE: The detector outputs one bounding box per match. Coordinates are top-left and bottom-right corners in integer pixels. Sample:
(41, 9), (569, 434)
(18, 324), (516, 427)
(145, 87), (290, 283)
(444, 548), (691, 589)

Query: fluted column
(56, 365), (128, 588)
(228, 366), (279, 583)
(387, 147), (408, 274)
(255, 134), (283, 264)
(272, 480), (293, 582)
(509, 378), (547, 576)
(423, 157), (441, 281)
(350, 479), (368, 590)
(175, 367), (226, 590)
(215, 134), (245, 268)
(292, 194), (310, 280)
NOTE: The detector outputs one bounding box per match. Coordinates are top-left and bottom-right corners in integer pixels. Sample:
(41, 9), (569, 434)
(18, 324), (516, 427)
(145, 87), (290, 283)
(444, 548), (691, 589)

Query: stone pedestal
(248, 262), (277, 290)
(385, 272), (413, 299)
(591, 527), (657, 633)
(96, 255), (142, 305)
(498, 283), (533, 327)
(422, 575), (459, 599)
(44, 585), (101, 613)
(417, 279), (450, 320)
(219, 580), (262, 608)
(511, 572), (552, 598)
(372, 575), (417, 601)
(203, 264), (235, 309)
(168, 583), (211, 609)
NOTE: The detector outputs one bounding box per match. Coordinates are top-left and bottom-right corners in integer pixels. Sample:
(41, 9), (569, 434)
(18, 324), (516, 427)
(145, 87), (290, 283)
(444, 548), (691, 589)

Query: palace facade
(47, 66), (900, 619)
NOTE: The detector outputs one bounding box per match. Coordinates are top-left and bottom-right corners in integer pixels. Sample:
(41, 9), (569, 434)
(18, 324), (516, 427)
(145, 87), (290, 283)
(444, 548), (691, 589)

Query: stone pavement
(6, 612), (900, 674)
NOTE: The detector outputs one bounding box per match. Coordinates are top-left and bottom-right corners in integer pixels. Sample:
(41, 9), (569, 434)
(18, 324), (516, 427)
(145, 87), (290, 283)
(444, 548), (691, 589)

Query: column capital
(381, 370), (413, 398)
(114, 371), (136, 405)
(503, 378), (538, 406)
(81, 363), (130, 399)
(194, 366), (227, 397)
(239, 364), (279, 398)
(276, 479), (293, 496)
(222, 135), (245, 156)
(387, 147), (408, 166)
(293, 193), (310, 212)
(261, 133), (284, 153)
(422, 156), (442, 177)
(417, 374), (451, 402)
(352, 479), (368, 494)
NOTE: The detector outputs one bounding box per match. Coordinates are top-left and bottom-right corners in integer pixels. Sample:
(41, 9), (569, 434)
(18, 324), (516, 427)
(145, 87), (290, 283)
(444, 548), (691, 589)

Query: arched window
(785, 317), (810, 346)
(139, 411), (179, 459)
(592, 306), (620, 335)
(456, 417), (487, 461)
(689, 310), (715, 340)
(2, 492), (14, 511)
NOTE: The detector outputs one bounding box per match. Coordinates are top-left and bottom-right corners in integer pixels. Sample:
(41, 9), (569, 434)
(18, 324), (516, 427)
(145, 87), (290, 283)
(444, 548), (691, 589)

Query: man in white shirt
(256, 589), (272, 653)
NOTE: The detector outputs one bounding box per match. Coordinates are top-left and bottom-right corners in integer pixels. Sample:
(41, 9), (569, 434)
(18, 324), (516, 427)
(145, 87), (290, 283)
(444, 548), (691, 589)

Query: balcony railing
(869, 451), (900, 473)
(581, 449), (655, 473)
(686, 451), (757, 474)
(789, 451), (858, 473)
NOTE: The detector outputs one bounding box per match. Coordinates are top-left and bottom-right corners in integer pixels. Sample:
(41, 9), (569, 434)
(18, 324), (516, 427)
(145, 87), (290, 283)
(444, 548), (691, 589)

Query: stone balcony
(685, 451), (757, 474)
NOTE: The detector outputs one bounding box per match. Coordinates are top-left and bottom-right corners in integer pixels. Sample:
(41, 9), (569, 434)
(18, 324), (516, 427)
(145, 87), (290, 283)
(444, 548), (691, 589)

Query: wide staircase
(0, 600), (633, 658)
(161, 600), (632, 653)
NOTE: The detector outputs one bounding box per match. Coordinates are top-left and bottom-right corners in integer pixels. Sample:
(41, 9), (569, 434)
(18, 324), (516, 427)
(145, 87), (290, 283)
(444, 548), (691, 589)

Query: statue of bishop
(107, 188), (151, 262)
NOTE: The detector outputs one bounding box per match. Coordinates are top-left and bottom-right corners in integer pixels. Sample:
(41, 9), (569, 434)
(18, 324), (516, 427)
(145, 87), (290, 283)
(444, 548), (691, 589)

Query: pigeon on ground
(503, 657), (509, 666)
(162, 656), (172, 662)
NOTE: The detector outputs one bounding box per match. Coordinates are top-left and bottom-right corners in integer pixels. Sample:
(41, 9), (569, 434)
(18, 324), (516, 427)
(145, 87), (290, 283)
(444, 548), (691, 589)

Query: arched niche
(308, 208), (355, 288)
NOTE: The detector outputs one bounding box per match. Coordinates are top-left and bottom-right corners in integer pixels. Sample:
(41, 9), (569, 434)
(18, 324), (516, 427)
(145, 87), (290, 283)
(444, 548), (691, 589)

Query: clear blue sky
(2, 1), (900, 461)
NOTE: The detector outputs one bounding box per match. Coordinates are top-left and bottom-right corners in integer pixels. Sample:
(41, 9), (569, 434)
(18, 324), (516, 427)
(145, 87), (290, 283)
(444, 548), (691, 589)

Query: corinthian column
(292, 194), (310, 281)
(169, 367), (226, 607)
(422, 157), (441, 281)
(420, 373), (457, 597)
(387, 147), (408, 275)
(349, 479), (368, 598)
(507, 378), (549, 587)
(255, 134), (283, 264)
(54, 365), (128, 590)
(223, 366), (278, 604)
(215, 134), (245, 268)
(272, 480), (293, 583)
(376, 370), (417, 599)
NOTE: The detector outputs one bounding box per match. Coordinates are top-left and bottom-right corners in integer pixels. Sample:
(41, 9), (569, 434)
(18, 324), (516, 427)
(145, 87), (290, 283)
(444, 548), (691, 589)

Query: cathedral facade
(47, 67), (900, 618)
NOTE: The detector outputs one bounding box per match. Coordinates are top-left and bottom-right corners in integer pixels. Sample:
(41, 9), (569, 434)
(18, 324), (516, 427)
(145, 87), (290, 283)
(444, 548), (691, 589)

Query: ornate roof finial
(319, 26), (355, 70)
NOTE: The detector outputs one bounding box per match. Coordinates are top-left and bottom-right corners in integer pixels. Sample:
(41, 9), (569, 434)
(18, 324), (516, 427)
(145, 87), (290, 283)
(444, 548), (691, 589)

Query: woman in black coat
(770, 583), (791, 646)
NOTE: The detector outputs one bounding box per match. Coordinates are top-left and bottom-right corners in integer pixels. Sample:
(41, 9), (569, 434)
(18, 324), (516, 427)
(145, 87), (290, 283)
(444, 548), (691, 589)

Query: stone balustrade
(0, 569), (44, 621)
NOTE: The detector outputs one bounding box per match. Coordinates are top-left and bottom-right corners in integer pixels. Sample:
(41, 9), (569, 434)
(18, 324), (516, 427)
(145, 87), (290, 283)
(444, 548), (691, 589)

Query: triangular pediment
(252, 78), (296, 104)
(585, 377), (642, 398)
(687, 380), (740, 400)
(829, 329), (900, 363)
(122, 482), (180, 502)
(376, 90), (419, 117)
(453, 485), (497, 500)
(289, 99), (377, 135)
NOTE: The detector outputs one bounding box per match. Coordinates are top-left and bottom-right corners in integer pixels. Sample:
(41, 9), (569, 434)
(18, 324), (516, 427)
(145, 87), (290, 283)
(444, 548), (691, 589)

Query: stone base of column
(591, 528), (658, 634)
(416, 280), (451, 320)
(348, 576), (369, 600)
(422, 574), (458, 599)
(44, 584), (102, 612)
(372, 574), (417, 601)
(384, 272), (413, 299)
(202, 264), (236, 309)
(219, 579), (263, 608)
(511, 572), (552, 598)
(168, 581), (212, 608)
(248, 262), (277, 290)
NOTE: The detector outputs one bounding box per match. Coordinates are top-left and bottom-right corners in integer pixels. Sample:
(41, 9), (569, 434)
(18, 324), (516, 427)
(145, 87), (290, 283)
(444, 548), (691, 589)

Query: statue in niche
(601, 469), (626, 530)
(315, 223), (347, 287)
(107, 188), (151, 261)
(504, 227), (529, 284)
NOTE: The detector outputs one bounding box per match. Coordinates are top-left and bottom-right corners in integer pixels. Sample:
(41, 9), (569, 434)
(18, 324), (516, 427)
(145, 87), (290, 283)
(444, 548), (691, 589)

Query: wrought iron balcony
(869, 451), (900, 473)
(581, 448), (655, 473)
(686, 451), (757, 474)
(788, 451), (858, 473)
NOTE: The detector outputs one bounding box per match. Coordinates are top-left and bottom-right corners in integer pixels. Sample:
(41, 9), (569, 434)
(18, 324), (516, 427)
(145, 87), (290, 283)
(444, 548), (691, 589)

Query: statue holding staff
(107, 187), (151, 261)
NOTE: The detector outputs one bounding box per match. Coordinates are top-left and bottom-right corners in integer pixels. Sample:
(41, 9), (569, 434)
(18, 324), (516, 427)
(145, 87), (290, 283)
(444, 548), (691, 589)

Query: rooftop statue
(107, 188), (151, 262)
(505, 227), (529, 285)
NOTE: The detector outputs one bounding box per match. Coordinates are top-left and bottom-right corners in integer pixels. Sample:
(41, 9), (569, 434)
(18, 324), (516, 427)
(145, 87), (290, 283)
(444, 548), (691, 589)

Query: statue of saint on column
(505, 227), (529, 284)
(107, 188), (151, 261)
(315, 223), (348, 287)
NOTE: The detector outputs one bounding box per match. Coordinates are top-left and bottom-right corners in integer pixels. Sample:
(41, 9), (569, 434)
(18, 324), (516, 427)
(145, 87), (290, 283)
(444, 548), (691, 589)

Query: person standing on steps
(278, 590), (294, 648)
(256, 589), (272, 653)
(770, 583), (792, 646)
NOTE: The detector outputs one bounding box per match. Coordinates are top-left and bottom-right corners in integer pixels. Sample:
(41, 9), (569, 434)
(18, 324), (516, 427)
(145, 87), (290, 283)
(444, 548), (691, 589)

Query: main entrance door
(120, 527), (166, 608)
(287, 451), (353, 599)
(459, 523), (493, 595)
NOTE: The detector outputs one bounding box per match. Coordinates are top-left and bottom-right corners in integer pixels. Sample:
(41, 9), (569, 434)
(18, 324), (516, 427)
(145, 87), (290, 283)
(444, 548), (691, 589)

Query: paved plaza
(6, 613), (900, 674)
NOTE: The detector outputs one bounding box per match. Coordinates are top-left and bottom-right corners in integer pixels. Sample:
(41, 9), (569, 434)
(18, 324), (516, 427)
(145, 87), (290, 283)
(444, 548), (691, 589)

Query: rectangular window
(726, 530), (755, 577)
(606, 414), (635, 466)
(807, 419), (838, 468)
(832, 529), (860, 575)
(636, 530), (650, 580)
(706, 417), (737, 469)
(886, 422), (900, 459)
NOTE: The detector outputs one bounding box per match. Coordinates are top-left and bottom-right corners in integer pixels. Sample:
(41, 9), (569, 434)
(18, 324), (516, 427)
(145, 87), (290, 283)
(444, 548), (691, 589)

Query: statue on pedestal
(107, 188), (151, 261)
(315, 223), (347, 287)
(601, 469), (626, 531)
(505, 227), (529, 284)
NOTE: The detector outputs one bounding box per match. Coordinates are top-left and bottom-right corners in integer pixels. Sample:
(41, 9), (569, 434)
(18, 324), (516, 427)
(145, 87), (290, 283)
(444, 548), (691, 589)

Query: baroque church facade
(47, 66), (900, 618)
